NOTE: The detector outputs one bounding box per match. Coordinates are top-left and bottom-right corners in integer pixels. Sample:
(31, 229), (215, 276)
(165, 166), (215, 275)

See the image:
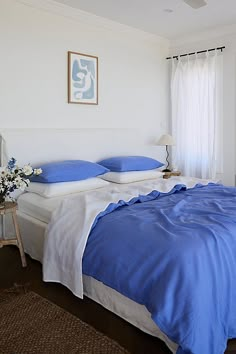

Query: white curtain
(171, 51), (223, 179)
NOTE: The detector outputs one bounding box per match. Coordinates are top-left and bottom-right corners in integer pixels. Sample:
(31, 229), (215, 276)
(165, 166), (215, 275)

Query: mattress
(16, 191), (177, 353)
(17, 188), (104, 223)
(17, 192), (65, 223)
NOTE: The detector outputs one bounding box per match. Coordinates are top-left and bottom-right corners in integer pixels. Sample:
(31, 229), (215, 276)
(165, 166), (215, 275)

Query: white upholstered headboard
(0, 129), (160, 167)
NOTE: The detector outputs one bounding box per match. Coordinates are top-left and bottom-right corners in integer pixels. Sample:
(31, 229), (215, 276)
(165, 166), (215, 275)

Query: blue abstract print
(72, 58), (95, 101)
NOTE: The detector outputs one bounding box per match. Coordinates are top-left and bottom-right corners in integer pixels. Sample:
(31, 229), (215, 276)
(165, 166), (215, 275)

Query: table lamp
(157, 134), (175, 172)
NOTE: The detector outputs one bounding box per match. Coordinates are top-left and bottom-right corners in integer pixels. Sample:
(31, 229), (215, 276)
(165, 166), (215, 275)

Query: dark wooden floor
(1, 246), (236, 354)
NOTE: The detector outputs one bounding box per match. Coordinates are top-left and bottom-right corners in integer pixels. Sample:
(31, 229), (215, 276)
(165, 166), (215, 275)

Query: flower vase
(0, 195), (5, 209)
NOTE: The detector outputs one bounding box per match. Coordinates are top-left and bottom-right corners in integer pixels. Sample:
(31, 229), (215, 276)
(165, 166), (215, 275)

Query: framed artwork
(68, 51), (98, 105)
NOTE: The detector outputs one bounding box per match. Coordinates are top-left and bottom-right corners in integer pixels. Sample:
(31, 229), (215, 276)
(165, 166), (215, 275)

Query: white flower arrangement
(0, 157), (42, 204)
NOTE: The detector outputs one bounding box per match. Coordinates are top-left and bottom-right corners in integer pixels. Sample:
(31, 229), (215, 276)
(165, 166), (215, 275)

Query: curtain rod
(166, 46), (225, 60)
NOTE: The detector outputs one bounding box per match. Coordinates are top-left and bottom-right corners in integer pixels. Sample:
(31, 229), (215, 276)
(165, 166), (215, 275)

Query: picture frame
(68, 51), (98, 105)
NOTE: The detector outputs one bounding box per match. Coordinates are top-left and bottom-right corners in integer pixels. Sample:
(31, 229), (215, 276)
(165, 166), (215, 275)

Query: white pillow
(26, 177), (110, 198)
(100, 169), (164, 184)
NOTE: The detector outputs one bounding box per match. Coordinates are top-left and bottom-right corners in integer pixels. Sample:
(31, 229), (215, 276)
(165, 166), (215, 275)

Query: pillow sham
(26, 177), (110, 198)
(100, 169), (164, 184)
(97, 156), (164, 172)
(30, 160), (109, 183)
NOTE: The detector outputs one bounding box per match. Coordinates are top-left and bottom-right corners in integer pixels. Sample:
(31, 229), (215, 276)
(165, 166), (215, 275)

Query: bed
(2, 130), (236, 354)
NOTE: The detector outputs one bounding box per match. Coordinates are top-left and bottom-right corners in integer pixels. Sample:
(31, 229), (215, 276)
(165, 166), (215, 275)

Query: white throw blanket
(43, 176), (216, 298)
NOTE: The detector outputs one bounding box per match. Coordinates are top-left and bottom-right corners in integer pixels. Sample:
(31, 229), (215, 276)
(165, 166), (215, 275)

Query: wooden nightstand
(0, 202), (27, 267)
(163, 171), (181, 179)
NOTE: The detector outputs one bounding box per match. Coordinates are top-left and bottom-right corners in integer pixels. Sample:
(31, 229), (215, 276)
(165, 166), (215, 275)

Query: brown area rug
(0, 286), (130, 354)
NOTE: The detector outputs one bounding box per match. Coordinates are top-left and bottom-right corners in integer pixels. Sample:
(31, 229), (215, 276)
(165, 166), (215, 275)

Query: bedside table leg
(12, 210), (27, 267)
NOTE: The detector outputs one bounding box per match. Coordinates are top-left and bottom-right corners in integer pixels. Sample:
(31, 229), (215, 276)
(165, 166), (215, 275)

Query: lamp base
(162, 168), (172, 172)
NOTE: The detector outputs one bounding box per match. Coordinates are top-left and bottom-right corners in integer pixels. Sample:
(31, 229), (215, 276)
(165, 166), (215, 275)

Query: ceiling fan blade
(183, 0), (207, 9)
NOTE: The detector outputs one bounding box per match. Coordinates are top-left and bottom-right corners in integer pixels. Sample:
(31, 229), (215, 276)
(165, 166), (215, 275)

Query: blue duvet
(82, 184), (236, 354)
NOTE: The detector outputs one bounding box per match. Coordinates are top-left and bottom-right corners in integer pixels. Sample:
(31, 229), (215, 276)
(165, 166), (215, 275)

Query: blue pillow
(97, 156), (164, 172)
(31, 160), (109, 183)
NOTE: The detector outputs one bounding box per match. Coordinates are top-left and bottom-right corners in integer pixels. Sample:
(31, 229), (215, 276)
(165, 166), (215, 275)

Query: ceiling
(53, 0), (236, 40)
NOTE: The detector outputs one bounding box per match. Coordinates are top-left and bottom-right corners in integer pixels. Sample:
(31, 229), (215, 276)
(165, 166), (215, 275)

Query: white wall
(0, 0), (170, 162)
(169, 28), (236, 186)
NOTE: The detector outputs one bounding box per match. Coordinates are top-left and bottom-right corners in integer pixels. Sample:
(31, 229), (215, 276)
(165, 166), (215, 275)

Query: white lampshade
(157, 134), (175, 146)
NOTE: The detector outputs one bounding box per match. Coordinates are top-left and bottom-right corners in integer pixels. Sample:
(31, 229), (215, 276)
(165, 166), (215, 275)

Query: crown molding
(170, 23), (236, 48)
(16, 0), (169, 46)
